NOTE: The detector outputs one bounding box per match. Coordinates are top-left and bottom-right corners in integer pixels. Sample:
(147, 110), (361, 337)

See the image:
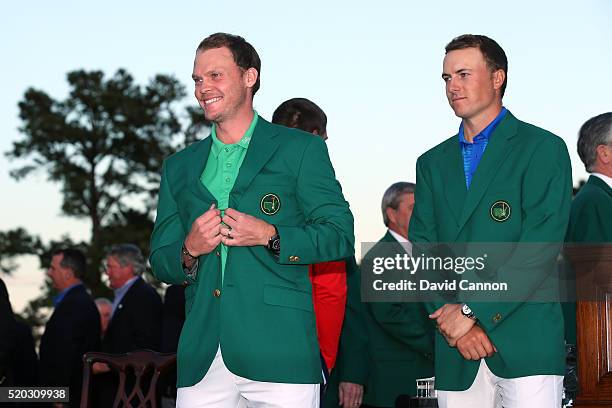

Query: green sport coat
(409, 112), (572, 391)
(362, 231), (434, 407)
(563, 175), (612, 343)
(566, 175), (612, 243)
(150, 117), (354, 387)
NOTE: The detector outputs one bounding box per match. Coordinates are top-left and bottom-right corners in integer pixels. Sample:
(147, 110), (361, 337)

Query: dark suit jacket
(10, 320), (39, 386)
(0, 278), (19, 385)
(103, 277), (163, 354)
(39, 284), (100, 405)
(93, 278), (162, 408)
(161, 284), (185, 353)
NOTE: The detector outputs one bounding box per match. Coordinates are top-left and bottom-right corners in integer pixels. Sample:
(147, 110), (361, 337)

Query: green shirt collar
(210, 111), (258, 158)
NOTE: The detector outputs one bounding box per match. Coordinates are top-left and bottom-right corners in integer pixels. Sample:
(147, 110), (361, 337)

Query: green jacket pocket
(263, 284), (313, 312)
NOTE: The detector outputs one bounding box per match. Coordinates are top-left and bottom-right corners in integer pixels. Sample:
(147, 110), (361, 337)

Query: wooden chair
(80, 350), (176, 408)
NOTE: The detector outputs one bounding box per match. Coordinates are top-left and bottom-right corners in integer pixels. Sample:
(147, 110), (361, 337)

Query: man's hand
(338, 382), (363, 407)
(184, 204), (222, 256)
(430, 303), (475, 347)
(220, 208), (276, 247)
(456, 325), (496, 360)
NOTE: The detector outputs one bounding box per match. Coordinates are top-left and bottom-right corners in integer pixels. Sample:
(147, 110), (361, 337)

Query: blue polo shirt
(459, 107), (508, 189)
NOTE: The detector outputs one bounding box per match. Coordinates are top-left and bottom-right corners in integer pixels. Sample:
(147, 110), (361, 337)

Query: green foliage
(2, 68), (211, 324)
(0, 228), (42, 274)
(8, 69), (190, 225)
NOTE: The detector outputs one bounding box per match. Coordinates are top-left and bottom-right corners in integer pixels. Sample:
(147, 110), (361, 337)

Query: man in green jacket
(362, 182), (434, 407)
(564, 112), (612, 346)
(566, 112), (612, 243)
(326, 182), (435, 408)
(150, 33), (354, 408)
(409, 34), (572, 407)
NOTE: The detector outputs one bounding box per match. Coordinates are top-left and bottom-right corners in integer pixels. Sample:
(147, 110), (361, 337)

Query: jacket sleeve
(276, 137), (354, 265)
(150, 161), (205, 285)
(409, 157), (438, 245)
(408, 157), (448, 314)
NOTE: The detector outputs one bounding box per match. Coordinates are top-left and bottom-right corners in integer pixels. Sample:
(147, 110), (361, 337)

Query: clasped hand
(430, 303), (496, 360)
(184, 204), (274, 256)
(429, 303), (475, 346)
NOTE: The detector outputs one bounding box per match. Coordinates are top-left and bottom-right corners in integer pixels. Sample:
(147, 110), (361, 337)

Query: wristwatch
(182, 244), (197, 261)
(182, 244), (198, 280)
(266, 226), (280, 258)
(461, 303), (477, 321)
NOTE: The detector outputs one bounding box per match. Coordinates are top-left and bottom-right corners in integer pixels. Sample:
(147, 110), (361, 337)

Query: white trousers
(437, 360), (563, 408)
(176, 347), (319, 408)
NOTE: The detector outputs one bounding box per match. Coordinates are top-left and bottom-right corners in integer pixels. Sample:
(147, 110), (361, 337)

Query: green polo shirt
(200, 112), (258, 281)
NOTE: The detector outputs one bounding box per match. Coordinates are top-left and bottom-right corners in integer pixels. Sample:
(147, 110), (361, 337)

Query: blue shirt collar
(52, 282), (83, 307)
(459, 107), (508, 145)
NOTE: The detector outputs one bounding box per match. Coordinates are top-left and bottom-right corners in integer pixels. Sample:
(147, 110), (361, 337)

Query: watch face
(462, 304), (472, 315)
(271, 238), (281, 251)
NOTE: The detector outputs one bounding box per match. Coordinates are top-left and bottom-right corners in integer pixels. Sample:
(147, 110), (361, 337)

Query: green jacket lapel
(441, 139), (467, 227)
(456, 112), (519, 235)
(229, 118), (280, 208)
(187, 136), (216, 204)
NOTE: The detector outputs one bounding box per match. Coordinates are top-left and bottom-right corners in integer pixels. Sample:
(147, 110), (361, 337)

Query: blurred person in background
(39, 248), (100, 407)
(94, 297), (112, 338)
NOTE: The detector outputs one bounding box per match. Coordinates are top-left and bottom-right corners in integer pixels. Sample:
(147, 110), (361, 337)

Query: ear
(597, 144), (611, 164)
(386, 207), (397, 225)
(243, 67), (258, 89)
(492, 69), (505, 91)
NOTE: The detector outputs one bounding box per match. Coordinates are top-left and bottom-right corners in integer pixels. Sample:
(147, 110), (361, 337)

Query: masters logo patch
(260, 193), (281, 215)
(490, 200), (511, 222)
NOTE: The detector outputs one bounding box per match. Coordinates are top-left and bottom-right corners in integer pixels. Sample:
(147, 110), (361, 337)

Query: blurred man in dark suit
(101, 244), (162, 354)
(1, 278), (38, 408)
(92, 244), (162, 407)
(161, 285), (186, 353)
(39, 248), (101, 407)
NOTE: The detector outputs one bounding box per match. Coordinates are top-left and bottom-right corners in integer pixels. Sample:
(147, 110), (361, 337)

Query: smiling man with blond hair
(150, 33), (354, 407)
